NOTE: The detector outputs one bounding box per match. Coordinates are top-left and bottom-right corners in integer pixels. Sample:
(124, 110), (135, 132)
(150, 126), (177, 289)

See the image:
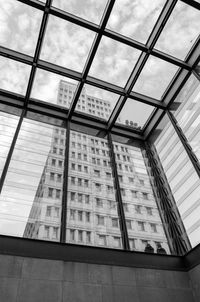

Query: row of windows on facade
(59, 87), (111, 108)
(58, 97), (110, 118)
(70, 180), (149, 199)
(50, 155), (136, 177)
(45, 201), (154, 217)
(69, 193), (151, 211)
(67, 230), (161, 249)
(49, 169), (140, 185)
(47, 184), (149, 200)
(43, 226), (159, 249)
(68, 211), (158, 231)
(70, 164), (142, 184)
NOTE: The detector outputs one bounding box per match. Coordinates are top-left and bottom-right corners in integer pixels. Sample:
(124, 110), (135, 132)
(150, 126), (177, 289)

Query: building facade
(24, 81), (169, 253)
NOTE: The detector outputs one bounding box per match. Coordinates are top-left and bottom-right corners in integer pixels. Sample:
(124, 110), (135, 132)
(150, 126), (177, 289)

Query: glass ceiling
(0, 0), (199, 133)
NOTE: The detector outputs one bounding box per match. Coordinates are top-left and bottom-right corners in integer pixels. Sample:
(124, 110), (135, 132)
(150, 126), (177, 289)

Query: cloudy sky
(0, 0), (199, 123)
(0, 0), (199, 236)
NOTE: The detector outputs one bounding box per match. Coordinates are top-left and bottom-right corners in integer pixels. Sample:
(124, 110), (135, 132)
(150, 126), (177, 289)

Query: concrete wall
(0, 254), (196, 302)
(189, 264), (200, 302)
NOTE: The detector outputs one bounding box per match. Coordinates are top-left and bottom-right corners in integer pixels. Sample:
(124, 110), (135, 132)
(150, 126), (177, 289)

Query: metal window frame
(0, 0), (200, 254)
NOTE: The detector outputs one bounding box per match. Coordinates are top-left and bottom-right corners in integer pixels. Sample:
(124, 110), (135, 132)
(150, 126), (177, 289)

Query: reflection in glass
(89, 36), (141, 87)
(107, 0), (166, 44)
(0, 0), (42, 56)
(0, 119), (65, 240)
(75, 84), (119, 121)
(40, 15), (95, 72)
(117, 98), (155, 130)
(52, 0), (107, 24)
(0, 57), (31, 95)
(0, 112), (19, 175)
(155, 1), (200, 60)
(154, 115), (200, 248)
(170, 75), (200, 161)
(133, 56), (178, 100)
(31, 68), (78, 106)
(66, 132), (122, 249)
(113, 141), (169, 253)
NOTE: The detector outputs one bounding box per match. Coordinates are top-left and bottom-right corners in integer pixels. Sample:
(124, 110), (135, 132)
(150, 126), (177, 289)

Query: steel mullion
(107, 133), (130, 250)
(108, 0), (179, 131)
(24, 0), (52, 109)
(180, 0), (200, 10)
(0, 47), (33, 66)
(0, 110), (25, 193)
(167, 111), (200, 180)
(67, 0), (115, 120)
(17, 0), (45, 11)
(193, 69), (200, 81)
(0, 0), (52, 195)
(60, 121), (70, 243)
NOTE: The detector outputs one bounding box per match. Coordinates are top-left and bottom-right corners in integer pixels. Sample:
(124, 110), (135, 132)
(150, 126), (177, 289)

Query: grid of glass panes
(113, 141), (169, 253)
(66, 131), (122, 249)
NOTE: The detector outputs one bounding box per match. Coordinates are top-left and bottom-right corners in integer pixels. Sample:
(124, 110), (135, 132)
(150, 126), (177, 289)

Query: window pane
(40, 15), (95, 72)
(154, 114), (200, 248)
(0, 118), (66, 240)
(52, 0), (107, 24)
(75, 84), (119, 121)
(107, 0), (166, 44)
(31, 69), (79, 106)
(66, 131), (122, 249)
(117, 99), (155, 130)
(0, 112), (20, 175)
(0, 57), (31, 95)
(0, 0), (42, 56)
(170, 75), (200, 161)
(155, 1), (200, 60)
(132, 56), (178, 100)
(113, 140), (169, 253)
(89, 36), (141, 87)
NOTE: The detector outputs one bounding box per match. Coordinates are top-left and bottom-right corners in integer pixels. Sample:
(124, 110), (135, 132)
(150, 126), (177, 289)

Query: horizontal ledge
(0, 235), (185, 271)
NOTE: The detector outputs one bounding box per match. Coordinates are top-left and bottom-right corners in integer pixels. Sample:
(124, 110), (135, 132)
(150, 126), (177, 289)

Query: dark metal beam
(24, 0), (52, 108)
(0, 46), (33, 66)
(180, 0), (200, 10)
(0, 110), (25, 193)
(167, 111), (200, 180)
(67, 0), (116, 119)
(107, 0), (178, 131)
(143, 110), (165, 140)
(142, 141), (192, 255)
(107, 133), (130, 250)
(60, 121), (70, 243)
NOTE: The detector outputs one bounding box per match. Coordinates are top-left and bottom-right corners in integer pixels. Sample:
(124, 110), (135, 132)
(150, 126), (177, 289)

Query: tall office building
(24, 80), (169, 253)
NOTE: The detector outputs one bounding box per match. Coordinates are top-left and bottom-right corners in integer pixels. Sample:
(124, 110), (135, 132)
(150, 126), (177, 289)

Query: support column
(107, 133), (130, 250)
(167, 110), (200, 179)
(142, 141), (191, 255)
(60, 121), (70, 243)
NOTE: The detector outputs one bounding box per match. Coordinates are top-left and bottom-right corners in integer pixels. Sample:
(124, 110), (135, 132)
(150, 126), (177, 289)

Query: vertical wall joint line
(142, 141), (191, 255)
(107, 133), (130, 250)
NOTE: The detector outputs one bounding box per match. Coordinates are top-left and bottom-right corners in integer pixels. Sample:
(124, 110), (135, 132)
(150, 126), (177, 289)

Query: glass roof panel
(116, 99), (155, 129)
(40, 15), (96, 72)
(107, 0), (166, 44)
(31, 68), (79, 106)
(132, 56), (178, 100)
(52, 0), (108, 24)
(89, 36), (141, 87)
(75, 84), (119, 121)
(0, 57), (31, 95)
(155, 1), (200, 60)
(0, 0), (42, 56)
